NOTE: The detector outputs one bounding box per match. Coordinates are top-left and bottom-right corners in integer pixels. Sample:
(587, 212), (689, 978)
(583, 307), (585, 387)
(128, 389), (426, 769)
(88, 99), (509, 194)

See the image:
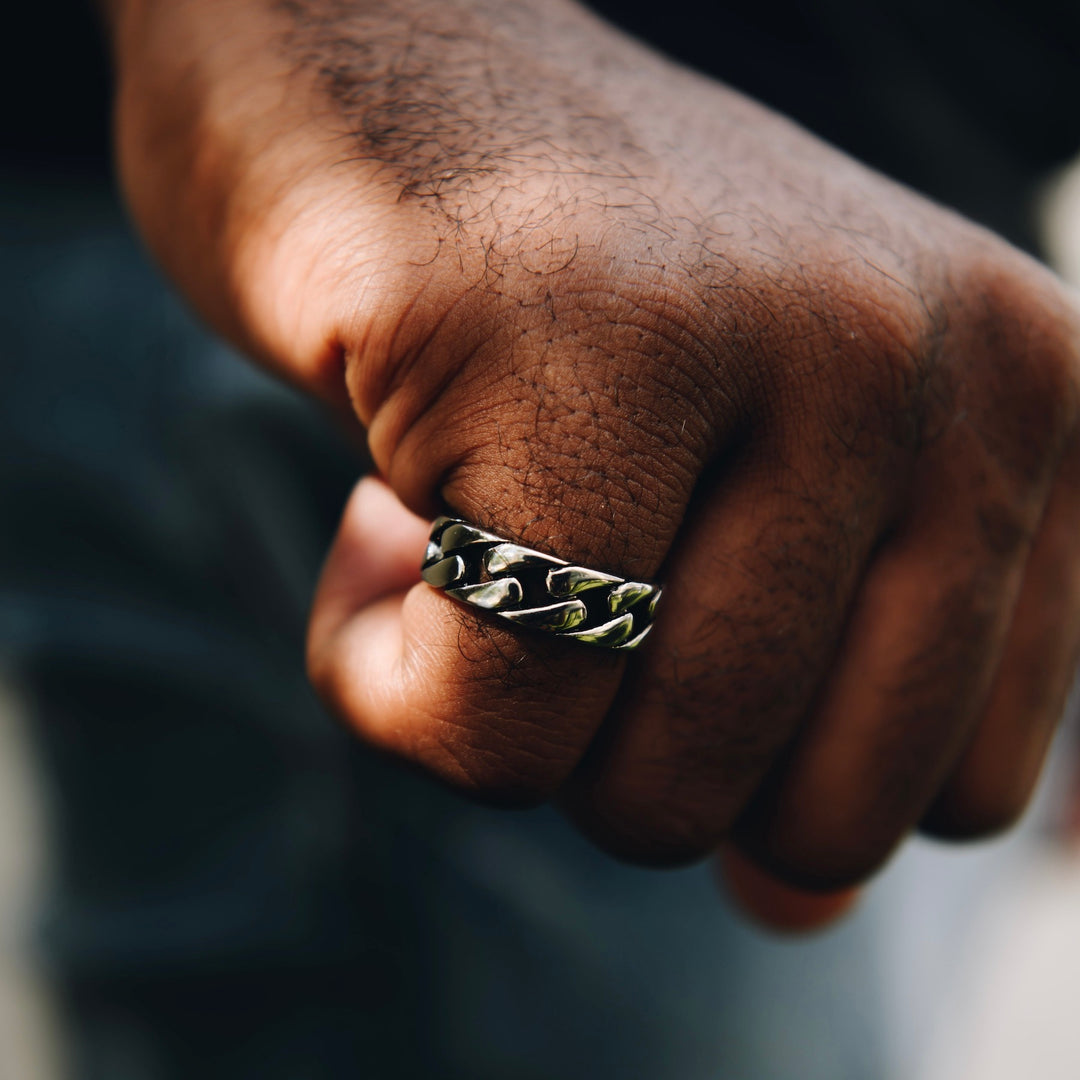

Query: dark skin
(104, 0), (1080, 929)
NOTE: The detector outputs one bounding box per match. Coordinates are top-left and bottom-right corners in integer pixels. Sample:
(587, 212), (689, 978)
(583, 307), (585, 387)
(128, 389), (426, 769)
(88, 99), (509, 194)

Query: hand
(109, 0), (1080, 925)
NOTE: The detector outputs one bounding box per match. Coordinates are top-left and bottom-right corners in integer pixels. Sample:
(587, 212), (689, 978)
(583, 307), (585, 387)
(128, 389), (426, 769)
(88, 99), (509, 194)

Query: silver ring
(421, 516), (661, 650)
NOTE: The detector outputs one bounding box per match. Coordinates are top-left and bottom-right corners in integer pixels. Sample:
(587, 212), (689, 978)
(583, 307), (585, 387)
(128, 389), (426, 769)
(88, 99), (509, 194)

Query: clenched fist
(108, 0), (1080, 920)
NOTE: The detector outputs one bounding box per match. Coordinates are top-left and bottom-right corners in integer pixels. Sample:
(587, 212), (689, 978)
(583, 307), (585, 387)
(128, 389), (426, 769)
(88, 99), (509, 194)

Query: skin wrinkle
(434, 320), (711, 571)
(382, 244), (735, 514)
(373, 303), (518, 485)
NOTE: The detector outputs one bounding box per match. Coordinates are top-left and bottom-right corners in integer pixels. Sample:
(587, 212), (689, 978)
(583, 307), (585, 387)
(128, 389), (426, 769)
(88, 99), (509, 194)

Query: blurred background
(2, 2), (1080, 1077)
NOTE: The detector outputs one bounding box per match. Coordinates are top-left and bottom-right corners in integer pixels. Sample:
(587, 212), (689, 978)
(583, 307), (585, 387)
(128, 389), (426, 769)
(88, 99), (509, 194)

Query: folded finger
(560, 441), (893, 863)
(733, 435), (1053, 888)
(924, 430), (1080, 837)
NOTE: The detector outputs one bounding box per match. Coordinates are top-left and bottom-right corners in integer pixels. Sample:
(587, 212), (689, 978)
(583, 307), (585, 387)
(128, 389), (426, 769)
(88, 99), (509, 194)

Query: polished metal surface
(421, 516), (661, 650)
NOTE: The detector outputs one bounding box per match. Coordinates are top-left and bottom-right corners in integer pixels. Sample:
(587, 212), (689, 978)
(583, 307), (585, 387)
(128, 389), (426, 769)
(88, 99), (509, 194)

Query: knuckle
(759, 256), (942, 466)
(378, 289), (717, 579)
(954, 252), (1080, 458)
